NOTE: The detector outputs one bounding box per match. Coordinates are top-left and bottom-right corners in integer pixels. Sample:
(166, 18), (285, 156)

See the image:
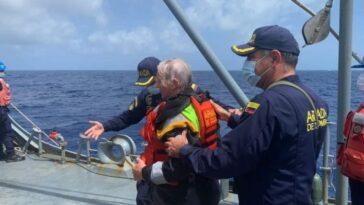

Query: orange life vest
(0, 78), (11, 106)
(139, 96), (219, 165)
(337, 104), (364, 182)
(190, 96), (218, 149)
(140, 102), (167, 166)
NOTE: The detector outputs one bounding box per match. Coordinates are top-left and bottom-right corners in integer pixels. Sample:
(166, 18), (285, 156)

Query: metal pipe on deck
(335, 0), (353, 204)
(322, 123), (332, 204)
(163, 0), (249, 106)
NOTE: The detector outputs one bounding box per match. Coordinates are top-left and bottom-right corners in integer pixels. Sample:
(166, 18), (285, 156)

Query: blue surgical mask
(242, 55), (272, 87)
(242, 60), (260, 86)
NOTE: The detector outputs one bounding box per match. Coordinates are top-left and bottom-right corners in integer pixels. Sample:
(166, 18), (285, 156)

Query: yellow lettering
(307, 122), (316, 132)
(307, 110), (316, 123)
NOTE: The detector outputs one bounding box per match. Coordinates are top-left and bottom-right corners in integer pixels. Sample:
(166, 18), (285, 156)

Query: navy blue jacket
(103, 87), (161, 132)
(180, 75), (329, 205)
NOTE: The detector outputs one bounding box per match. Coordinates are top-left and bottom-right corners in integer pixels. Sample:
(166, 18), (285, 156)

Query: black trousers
(136, 181), (152, 205)
(349, 178), (364, 205)
(0, 107), (14, 155)
(149, 177), (220, 205)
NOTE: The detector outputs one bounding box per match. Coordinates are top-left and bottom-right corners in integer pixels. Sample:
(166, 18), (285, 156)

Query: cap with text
(231, 25), (300, 56)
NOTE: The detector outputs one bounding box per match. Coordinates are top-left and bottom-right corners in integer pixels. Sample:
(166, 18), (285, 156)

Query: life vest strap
(201, 140), (217, 149)
(204, 126), (219, 140)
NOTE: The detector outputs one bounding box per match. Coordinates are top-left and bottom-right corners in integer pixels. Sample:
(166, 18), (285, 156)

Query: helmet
(0, 61), (7, 72)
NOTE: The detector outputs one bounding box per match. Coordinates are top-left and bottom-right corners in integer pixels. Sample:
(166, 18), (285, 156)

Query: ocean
(5, 70), (363, 197)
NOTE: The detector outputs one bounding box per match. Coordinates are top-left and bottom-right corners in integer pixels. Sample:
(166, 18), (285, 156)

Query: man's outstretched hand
(84, 121), (105, 140)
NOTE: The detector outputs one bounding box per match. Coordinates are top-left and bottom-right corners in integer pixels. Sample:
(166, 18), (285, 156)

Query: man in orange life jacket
(84, 57), (228, 205)
(337, 62), (364, 205)
(0, 61), (25, 162)
(132, 59), (220, 205)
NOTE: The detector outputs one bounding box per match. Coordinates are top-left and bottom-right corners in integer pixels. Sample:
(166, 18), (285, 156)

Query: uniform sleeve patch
(244, 102), (260, 114)
(134, 96), (139, 108)
(128, 102), (134, 111)
(128, 96), (138, 111)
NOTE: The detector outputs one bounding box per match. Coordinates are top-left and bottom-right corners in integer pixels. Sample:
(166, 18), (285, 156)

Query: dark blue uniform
(102, 87), (161, 132)
(0, 107), (15, 157)
(179, 75), (329, 205)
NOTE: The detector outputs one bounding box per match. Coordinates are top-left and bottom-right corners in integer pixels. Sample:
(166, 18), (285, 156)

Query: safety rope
(10, 103), (59, 147)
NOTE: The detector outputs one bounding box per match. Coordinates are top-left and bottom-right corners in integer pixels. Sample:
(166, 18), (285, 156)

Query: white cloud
(33, 0), (107, 26)
(184, 0), (325, 36)
(87, 27), (156, 54)
(159, 21), (195, 53)
(0, 0), (330, 58)
(0, 0), (105, 46)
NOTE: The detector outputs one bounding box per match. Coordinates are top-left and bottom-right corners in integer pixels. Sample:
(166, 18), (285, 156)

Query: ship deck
(0, 153), (238, 205)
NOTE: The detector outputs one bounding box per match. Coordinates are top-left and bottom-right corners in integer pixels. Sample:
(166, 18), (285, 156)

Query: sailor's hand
(165, 129), (188, 158)
(132, 159), (146, 181)
(84, 121), (105, 140)
(210, 100), (231, 121)
(228, 108), (242, 116)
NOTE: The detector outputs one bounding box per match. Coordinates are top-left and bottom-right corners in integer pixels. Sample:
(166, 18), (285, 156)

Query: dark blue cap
(135, 57), (160, 86)
(0, 61), (6, 72)
(231, 25), (300, 56)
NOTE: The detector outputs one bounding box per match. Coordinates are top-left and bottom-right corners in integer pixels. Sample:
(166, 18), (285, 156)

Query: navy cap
(0, 61), (6, 72)
(135, 57), (160, 86)
(231, 25), (300, 56)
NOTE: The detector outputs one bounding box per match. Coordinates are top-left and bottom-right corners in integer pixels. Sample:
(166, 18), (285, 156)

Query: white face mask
(242, 55), (272, 87)
(357, 72), (364, 91)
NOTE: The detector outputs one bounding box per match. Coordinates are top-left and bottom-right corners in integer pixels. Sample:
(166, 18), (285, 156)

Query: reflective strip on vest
(156, 104), (200, 140)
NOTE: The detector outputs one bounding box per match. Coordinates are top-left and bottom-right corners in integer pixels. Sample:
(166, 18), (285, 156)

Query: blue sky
(0, 0), (363, 71)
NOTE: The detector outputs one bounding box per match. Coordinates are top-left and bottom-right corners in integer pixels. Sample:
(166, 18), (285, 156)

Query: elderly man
(166, 25), (329, 205)
(132, 58), (220, 205)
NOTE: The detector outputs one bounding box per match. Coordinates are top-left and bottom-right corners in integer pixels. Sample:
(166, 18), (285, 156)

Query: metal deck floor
(0, 155), (238, 205)
(1, 154), (138, 205)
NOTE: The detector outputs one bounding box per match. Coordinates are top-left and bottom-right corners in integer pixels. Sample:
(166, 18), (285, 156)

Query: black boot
(0, 153), (5, 161)
(5, 153), (25, 163)
(0, 148), (5, 161)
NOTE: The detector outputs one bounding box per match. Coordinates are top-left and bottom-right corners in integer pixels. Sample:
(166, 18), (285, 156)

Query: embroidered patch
(244, 102), (260, 114)
(128, 96), (138, 111)
(145, 94), (152, 107)
(128, 102), (134, 111)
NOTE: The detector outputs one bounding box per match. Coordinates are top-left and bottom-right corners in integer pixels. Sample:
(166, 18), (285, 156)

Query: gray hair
(157, 58), (192, 93)
(260, 49), (298, 69)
